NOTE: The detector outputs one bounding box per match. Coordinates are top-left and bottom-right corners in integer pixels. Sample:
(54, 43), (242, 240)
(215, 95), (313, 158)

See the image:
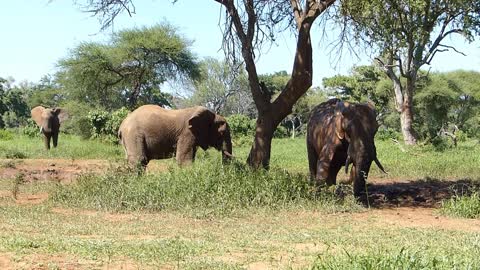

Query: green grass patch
(0, 133), (123, 160)
(440, 191), (480, 219)
(311, 247), (480, 269)
(51, 159), (360, 216)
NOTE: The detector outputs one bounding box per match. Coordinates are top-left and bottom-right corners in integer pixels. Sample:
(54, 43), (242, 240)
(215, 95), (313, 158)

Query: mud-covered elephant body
(118, 105), (233, 167)
(31, 106), (65, 150)
(306, 99), (385, 196)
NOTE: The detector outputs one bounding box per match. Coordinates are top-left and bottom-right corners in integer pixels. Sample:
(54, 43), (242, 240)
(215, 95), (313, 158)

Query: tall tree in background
(337, 0), (480, 144)
(189, 57), (254, 116)
(74, 0), (336, 169)
(57, 23), (199, 110)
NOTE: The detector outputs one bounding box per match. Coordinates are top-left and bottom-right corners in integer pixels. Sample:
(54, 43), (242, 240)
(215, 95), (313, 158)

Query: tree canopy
(57, 23), (199, 110)
(336, 0), (480, 144)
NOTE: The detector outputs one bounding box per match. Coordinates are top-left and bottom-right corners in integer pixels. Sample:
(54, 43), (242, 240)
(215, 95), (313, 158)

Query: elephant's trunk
(221, 129), (233, 163)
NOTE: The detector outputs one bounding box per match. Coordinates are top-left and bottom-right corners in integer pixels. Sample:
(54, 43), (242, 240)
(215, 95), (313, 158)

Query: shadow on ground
(363, 178), (480, 208)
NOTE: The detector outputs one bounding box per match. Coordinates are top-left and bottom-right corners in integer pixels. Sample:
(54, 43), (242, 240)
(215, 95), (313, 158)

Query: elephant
(306, 98), (386, 196)
(118, 105), (233, 168)
(31, 106), (66, 150)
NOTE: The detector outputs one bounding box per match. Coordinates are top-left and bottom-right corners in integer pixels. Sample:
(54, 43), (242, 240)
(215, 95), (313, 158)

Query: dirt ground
(1, 158), (479, 269)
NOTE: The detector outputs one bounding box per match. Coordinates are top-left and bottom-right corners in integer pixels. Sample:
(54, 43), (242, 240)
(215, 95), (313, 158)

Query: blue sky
(1, 0), (479, 88)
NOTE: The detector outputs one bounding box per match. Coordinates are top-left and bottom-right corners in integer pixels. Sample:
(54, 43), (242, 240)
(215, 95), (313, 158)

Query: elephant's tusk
(223, 151), (235, 158)
(374, 157), (387, 174)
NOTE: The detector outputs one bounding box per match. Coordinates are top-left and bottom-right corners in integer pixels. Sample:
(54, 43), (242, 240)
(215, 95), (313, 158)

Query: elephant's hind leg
(307, 143), (318, 182)
(125, 135), (149, 171)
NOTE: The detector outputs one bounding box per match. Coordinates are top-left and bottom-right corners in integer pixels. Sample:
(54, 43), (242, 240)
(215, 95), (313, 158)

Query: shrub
(0, 129), (14, 140)
(86, 107), (130, 142)
(21, 119), (41, 138)
(227, 114), (256, 138)
(376, 127), (401, 141)
(430, 136), (452, 151)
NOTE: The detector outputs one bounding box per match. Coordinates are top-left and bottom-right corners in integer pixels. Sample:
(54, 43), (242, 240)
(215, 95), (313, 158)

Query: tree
(337, 0), (480, 144)
(74, 0), (336, 169)
(57, 23), (199, 110)
(415, 70), (480, 139)
(0, 77), (30, 128)
(189, 57), (254, 116)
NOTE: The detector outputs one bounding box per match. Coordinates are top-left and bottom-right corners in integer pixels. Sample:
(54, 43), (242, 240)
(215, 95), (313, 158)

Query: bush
(0, 129), (14, 140)
(430, 136), (452, 151)
(86, 107), (130, 142)
(227, 114), (256, 138)
(2, 111), (20, 128)
(21, 119), (41, 138)
(376, 127), (401, 141)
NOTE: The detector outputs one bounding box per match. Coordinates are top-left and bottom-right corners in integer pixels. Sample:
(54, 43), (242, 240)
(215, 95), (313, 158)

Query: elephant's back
(306, 99), (339, 151)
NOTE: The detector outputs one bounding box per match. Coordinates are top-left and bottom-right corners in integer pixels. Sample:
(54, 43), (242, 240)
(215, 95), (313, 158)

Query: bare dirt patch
(366, 177), (480, 208)
(0, 158), (111, 183)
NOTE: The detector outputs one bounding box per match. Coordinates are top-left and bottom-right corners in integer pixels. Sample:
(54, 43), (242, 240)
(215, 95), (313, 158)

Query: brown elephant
(31, 106), (66, 150)
(118, 105), (233, 168)
(306, 99), (386, 196)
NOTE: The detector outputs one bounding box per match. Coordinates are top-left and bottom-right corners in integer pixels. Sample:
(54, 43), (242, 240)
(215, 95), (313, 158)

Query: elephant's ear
(54, 108), (68, 123)
(334, 101), (352, 140)
(30, 106), (46, 127)
(188, 107), (215, 135)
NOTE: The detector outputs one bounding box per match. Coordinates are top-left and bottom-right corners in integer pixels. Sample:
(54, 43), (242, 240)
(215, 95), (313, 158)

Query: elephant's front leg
(43, 134), (51, 150)
(315, 158), (330, 186)
(52, 132), (59, 148)
(175, 136), (197, 166)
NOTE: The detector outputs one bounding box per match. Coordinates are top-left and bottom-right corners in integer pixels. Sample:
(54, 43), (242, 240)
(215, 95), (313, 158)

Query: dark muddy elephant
(118, 105), (233, 168)
(31, 106), (66, 150)
(306, 99), (386, 196)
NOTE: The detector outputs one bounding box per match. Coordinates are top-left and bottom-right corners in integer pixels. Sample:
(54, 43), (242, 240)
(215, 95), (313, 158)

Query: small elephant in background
(31, 106), (66, 150)
(118, 105), (233, 168)
(306, 98), (386, 196)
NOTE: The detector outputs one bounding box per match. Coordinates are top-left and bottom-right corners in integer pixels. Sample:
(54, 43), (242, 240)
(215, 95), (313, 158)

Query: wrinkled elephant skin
(306, 99), (386, 196)
(118, 105), (233, 168)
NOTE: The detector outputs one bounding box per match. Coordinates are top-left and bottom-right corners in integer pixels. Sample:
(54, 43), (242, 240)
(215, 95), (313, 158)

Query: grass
(51, 159), (361, 216)
(1, 135), (480, 268)
(441, 191), (480, 219)
(0, 133), (123, 160)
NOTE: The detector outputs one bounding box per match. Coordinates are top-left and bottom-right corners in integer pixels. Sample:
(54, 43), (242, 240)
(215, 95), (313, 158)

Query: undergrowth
(440, 190), (480, 219)
(51, 160), (361, 216)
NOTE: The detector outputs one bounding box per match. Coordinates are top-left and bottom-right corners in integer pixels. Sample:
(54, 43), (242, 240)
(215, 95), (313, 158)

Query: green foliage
(57, 23), (199, 110)
(21, 118), (41, 138)
(87, 107), (129, 143)
(376, 128), (401, 141)
(0, 129), (14, 140)
(188, 58), (254, 117)
(441, 191), (480, 219)
(226, 114), (256, 138)
(51, 158), (360, 215)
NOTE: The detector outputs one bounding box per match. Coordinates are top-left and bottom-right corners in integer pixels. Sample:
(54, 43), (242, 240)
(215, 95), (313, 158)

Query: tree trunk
(246, 112), (276, 169)
(400, 75), (417, 145)
(400, 103), (416, 145)
(246, 21), (315, 169)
